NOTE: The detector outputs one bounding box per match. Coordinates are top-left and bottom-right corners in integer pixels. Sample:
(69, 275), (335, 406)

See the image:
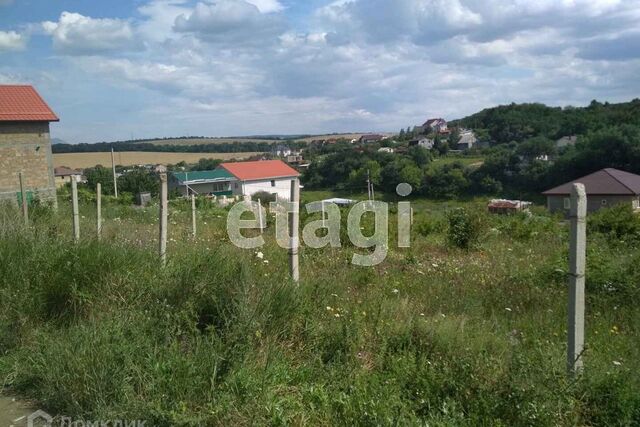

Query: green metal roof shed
(171, 169), (236, 184)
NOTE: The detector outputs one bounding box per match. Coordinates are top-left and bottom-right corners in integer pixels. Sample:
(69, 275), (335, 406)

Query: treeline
(303, 124), (640, 199)
(451, 99), (640, 144)
(52, 140), (305, 154)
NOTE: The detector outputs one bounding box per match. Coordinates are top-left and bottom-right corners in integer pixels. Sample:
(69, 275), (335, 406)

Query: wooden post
(71, 176), (80, 242)
(111, 147), (118, 198)
(191, 194), (197, 239)
(322, 200), (326, 228)
(568, 183), (587, 376)
(289, 179), (300, 282)
(18, 172), (28, 226)
(96, 183), (102, 239)
(257, 198), (264, 233)
(159, 173), (168, 267)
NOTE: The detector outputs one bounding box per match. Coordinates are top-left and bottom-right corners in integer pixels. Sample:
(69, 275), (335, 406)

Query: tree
(84, 166), (114, 195)
(117, 168), (160, 196)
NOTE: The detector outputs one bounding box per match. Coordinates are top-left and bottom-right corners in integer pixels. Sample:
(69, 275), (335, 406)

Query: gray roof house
(542, 168), (640, 213)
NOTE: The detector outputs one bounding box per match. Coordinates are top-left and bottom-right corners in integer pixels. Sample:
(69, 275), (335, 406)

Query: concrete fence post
(568, 183), (587, 376)
(71, 176), (80, 242)
(258, 198), (264, 233)
(289, 178), (300, 283)
(159, 173), (168, 267)
(96, 183), (102, 239)
(191, 194), (197, 239)
(18, 172), (28, 226)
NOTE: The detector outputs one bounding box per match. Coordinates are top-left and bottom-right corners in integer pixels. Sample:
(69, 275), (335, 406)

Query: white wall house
(220, 160), (300, 201)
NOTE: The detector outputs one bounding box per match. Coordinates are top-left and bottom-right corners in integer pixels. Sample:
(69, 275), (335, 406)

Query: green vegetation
(0, 194), (638, 425)
(451, 99), (640, 144)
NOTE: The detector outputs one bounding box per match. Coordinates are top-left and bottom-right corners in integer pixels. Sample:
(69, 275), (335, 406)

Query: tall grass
(0, 199), (638, 425)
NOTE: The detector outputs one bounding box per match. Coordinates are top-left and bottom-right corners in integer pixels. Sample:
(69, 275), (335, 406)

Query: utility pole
(568, 183), (587, 376)
(367, 169), (371, 201)
(111, 146), (118, 198)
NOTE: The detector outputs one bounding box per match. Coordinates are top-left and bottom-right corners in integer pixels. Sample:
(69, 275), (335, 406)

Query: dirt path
(0, 396), (39, 426)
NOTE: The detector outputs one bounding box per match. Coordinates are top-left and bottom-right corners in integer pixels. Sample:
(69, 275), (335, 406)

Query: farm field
(53, 151), (262, 169)
(136, 133), (394, 146)
(0, 190), (638, 425)
(138, 137), (279, 146)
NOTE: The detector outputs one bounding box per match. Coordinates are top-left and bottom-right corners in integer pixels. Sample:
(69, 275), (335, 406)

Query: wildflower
(326, 306), (333, 311)
(613, 361), (622, 366)
(505, 307), (512, 312)
(334, 313), (341, 318)
(610, 325), (619, 334)
(256, 251), (264, 259)
(263, 260), (269, 264)
(432, 263), (439, 268)
(392, 289), (399, 294)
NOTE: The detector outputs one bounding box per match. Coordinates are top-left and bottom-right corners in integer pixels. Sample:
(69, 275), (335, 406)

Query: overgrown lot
(0, 195), (638, 426)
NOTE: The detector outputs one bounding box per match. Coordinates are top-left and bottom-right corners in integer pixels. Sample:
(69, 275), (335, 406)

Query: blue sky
(1, 0), (640, 143)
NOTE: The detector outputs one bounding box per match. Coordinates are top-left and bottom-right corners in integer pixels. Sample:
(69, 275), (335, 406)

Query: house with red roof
(0, 85), (59, 205)
(219, 160), (300, 201)
(170, 160), (300, 200)
(542, 168), (640, 213)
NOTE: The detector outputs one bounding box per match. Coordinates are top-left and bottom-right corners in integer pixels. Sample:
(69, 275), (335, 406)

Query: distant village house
(409, 138), (435, 150)
(0, 85), (58, 206)
(54, 167), (83, 188)
(543, 168), (640, 213)
(358, 134), (385, 144)
(170, 160), (299, 201)
(415, 118), (448, 135)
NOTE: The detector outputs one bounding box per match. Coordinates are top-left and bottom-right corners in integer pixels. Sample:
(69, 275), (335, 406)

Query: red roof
(542, 168), (640, 196)
(220, 160), (299, 181)
(0, 85), (59, 122)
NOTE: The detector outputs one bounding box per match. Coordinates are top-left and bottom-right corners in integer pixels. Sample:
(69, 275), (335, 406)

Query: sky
(1, 0), (640, 143)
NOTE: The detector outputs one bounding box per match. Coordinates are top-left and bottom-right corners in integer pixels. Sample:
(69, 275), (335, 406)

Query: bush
(446, 208), (487, 249)
(588, 204), (640, 242)
(253, 191), (277, 204)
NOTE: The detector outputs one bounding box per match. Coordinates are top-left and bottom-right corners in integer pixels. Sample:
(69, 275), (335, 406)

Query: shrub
(253, 191), (277, 204)
(588, 204), (640, 242)
(446, 208), (487, 249)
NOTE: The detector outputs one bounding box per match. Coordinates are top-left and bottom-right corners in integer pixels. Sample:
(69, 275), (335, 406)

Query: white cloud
(0, 30), (27, 51)
(174, 0), (287, 46)
(245, 0), (284, 13)
(42, 12), (141, 55)
(6, 0), (640, 142)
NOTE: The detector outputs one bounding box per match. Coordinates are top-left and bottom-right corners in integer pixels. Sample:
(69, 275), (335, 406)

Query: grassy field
(0, 190), (638, 425)
(53, 152), (262, 169)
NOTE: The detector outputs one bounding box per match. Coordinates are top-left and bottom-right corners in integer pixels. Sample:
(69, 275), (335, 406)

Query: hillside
(450, 99), (640, 144)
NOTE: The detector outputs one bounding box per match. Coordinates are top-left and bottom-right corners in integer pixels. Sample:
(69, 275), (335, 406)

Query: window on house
(235, 183), (239, 189)
(633, 199), (639, 209)
(563, 198), (571, 210)
(271, 180), (276, 187)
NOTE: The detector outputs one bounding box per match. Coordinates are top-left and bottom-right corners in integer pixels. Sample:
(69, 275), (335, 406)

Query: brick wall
(0, 122), (57, 205)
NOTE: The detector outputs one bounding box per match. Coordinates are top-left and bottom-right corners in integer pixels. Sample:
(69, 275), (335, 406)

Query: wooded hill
(450, 99), (640, 144)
